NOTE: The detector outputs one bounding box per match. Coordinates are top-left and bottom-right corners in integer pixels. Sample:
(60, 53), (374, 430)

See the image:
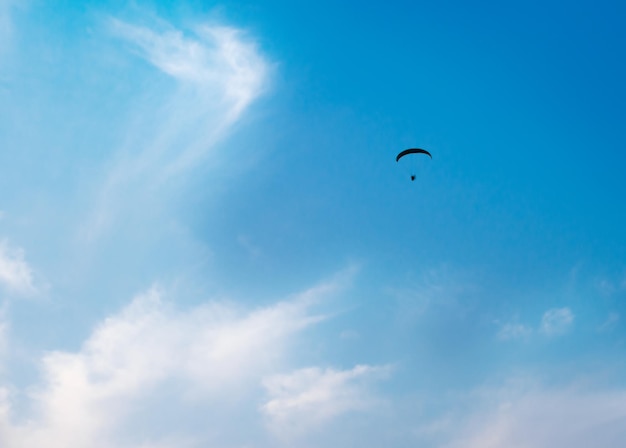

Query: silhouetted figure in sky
(396, 148), (431, 183)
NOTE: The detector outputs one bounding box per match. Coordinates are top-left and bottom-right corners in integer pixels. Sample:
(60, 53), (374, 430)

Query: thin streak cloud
(262, 364), (391, 437)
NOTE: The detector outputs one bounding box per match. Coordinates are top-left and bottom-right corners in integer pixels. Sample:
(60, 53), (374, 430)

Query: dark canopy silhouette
(395, 148), (432, 162)
(396, 148), (432, 181)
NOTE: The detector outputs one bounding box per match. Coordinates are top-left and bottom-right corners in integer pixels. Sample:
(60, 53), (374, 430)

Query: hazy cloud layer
(444, 384), (626, 448)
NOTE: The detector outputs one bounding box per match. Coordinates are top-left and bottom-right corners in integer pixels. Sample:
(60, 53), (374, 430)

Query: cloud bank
(0, 275), (388, 447)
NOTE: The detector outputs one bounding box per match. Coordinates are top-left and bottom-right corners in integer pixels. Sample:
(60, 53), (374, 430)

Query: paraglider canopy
(396, 148), (431, 181)
(396, 148), (432, 162)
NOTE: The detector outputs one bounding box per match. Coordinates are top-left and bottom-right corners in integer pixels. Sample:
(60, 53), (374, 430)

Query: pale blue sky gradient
(0, 1), (625, 446)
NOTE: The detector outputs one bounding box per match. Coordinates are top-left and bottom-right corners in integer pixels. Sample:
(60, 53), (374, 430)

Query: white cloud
(0, 273), (352, 447)
(109, 18), (269, 122)
(0, 240), (36, 296)
(496, 322), (532, 340)
(261, 364), (391, 437)
(540, 307), (574, 336)
(83, 17), (271, 240)
(444, 385), (626, 448)
(497, 307), (575, 341)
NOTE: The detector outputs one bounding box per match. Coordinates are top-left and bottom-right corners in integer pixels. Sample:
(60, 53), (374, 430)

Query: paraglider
(396, 148), (431, 181)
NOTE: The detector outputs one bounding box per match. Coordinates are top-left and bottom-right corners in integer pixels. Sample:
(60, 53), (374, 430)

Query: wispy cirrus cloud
(110, 18), (269, 115)
(108, 16), (270, 173)
(84, 17), (271, 240)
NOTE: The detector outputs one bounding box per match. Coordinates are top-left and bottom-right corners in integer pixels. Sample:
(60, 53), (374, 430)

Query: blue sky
(1, 0), (626, 446)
